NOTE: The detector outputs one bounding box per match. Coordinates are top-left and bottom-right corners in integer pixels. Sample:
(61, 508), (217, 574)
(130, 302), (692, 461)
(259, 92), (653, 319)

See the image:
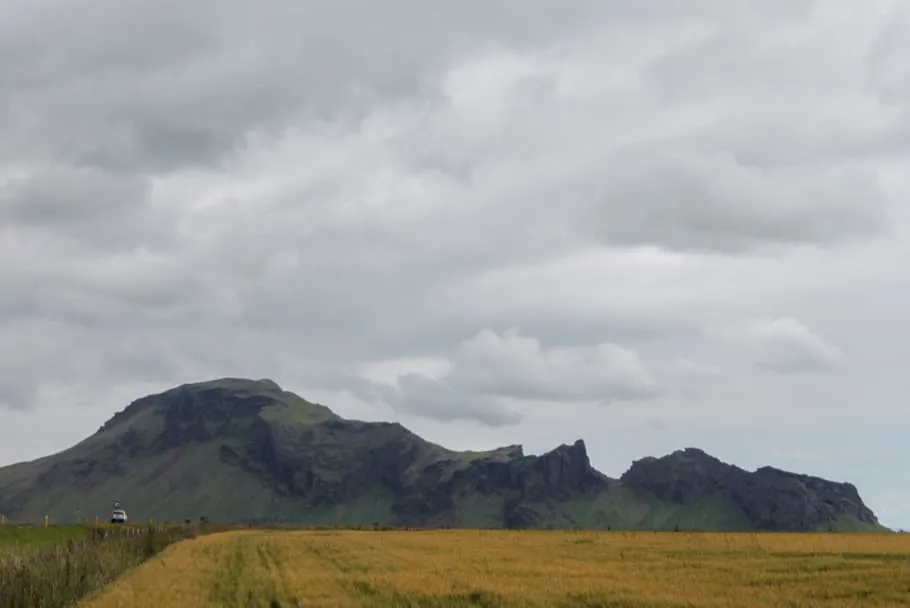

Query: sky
(1, 0), (908, 529)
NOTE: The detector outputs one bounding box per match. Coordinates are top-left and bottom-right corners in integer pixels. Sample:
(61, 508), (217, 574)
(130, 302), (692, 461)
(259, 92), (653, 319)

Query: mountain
(0, 378), (885, 531)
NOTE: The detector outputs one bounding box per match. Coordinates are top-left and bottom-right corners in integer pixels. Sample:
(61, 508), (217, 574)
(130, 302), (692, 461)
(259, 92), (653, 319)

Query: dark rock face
(531, 439), (605, 497)
(244, 419), (432, 507)
(621, 448), (879, 531)
(390, 439), (609, 528)
(153, 386), (286, 449)
(225, 418), (609, 527)
(620, 448), (742, 505)
(729, 467), (877, 531)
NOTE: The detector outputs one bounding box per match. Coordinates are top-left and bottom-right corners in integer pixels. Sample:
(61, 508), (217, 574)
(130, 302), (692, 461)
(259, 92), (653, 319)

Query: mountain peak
(549, 439), (589, 462)
(174, 377), (283, 392)
(96, 376), (338, 437)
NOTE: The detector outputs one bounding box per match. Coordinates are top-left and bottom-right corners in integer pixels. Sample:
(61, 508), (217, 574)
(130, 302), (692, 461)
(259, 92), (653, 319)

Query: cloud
(718, 317), (845, 374)
(383, 374), (524, 428)
(591, 152), (886, 252)
(1, 165), (145, 224)
(0, 165), (171, 258)
(0, 0), (900, 408)
(0, 0), (648, 173)
(451, 330), (659, 403)
(672, 358), (722, 379)
(371, 329), (658, 425)
(1, 0), (910, 526)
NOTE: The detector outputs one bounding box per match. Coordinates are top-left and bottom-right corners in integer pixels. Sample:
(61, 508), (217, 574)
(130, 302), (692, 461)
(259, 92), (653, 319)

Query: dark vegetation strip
(0, 524), (199, 608)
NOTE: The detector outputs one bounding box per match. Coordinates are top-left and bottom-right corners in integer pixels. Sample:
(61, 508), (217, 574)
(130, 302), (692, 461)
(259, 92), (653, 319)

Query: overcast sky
(1, 0), (908, 528)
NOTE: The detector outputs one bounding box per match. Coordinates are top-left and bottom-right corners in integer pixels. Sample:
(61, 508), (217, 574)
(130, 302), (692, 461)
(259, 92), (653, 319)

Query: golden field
(80, 529), (910, 607)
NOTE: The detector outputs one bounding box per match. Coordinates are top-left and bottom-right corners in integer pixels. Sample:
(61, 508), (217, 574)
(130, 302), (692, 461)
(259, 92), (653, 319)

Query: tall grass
(0, 524), (197, 608)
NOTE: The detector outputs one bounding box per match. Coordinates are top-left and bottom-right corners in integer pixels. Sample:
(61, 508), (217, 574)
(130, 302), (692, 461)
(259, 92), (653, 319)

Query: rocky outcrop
(530, 439), (606, 496)
(620, 448), (879, 531)
(388, 438), (609, 527)
(620, 448), (742, 504)
(727, 467), (878, 531)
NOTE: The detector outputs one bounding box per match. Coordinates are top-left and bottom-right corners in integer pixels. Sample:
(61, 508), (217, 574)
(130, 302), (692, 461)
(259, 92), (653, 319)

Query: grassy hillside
(0, 379), (515, 526)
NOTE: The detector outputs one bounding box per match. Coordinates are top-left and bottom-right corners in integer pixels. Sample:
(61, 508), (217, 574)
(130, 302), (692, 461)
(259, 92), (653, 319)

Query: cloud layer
(2, 0), (909, 527)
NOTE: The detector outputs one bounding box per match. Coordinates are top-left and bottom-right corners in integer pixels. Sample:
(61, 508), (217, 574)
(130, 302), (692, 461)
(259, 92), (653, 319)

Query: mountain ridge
(0, 378), (886, 532)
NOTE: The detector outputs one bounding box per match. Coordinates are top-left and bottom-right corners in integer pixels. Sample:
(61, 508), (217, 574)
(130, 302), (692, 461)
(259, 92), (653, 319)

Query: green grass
(513, 486), (754, 532)
(0, 525), (91, 554)
(817, 514), (890, 533)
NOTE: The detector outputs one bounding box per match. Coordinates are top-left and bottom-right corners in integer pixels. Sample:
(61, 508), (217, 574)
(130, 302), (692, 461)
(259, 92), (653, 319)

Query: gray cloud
(384, 374), (524, 428)
(0, 166), (170, 254)
(1, 0), (910, 526)
(1, 166), (146, 225)
(591, 152), (886, 252)
(447, 329), (659, 403)
(1, 0), (647, 173)
(718, 317), (845, 374)
(372, 329), (659, 425)
(0, 317), (86, 409)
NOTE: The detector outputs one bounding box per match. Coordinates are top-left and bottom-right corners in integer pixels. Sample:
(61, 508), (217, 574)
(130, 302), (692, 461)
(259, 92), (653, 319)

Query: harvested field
(81, 529), (910, 607)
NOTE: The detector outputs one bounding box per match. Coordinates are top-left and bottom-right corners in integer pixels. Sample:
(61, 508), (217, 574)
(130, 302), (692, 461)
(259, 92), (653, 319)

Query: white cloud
(451, 329), (659, 403)
(359, 357), (453, 386)
(371, 329), (658, 425)
(592, 152), (885, 251)
(717, 317), (845, 374)
(383, 373), (524, 428)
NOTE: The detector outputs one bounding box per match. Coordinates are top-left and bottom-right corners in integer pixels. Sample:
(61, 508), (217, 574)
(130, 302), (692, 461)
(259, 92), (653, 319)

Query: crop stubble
(80, 530), (910, 607)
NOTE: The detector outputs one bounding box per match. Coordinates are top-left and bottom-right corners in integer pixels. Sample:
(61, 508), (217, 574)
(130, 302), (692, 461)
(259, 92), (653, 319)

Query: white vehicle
(111, 508), (128, 524)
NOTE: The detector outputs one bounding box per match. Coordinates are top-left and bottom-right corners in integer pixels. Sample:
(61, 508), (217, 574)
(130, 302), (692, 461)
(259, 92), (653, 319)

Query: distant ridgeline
(0, 378), (887, 532)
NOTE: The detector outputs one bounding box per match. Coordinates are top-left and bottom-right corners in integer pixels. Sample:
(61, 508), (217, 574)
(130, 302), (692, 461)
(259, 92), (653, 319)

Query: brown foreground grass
(0, 524), (197, 608)
(80, 529), (910, 608)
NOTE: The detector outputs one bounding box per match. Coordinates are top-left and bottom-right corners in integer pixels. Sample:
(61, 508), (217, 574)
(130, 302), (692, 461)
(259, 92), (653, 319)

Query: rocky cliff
(620, 448), (879, 531)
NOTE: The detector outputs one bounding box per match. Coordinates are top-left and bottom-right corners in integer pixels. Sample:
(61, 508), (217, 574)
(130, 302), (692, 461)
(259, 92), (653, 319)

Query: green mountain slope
(0, 379), (887, 531)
